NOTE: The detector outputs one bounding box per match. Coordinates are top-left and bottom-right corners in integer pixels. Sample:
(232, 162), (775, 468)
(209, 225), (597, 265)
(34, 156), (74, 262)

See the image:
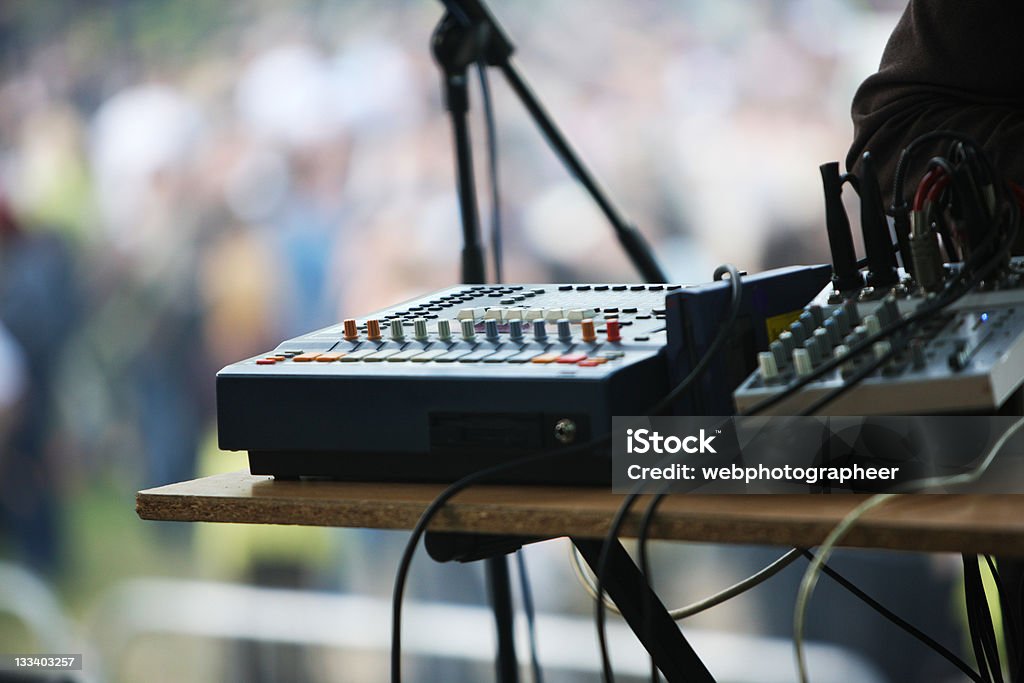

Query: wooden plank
(136, 471), (1024, 556)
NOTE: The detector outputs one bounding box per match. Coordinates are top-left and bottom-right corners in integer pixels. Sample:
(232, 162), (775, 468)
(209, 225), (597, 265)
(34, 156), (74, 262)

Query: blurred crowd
(0, 0), (928, 681)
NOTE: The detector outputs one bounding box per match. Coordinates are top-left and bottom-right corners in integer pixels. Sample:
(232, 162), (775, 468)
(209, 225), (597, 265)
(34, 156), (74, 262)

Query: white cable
(793, 415), (1024, 683)
(570, 542), (803, 620)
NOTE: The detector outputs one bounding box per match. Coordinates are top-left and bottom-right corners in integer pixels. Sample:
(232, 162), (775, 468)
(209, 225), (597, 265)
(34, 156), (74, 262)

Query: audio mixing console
(217, 267), (828, 483)
(733, 262), (1024, 415)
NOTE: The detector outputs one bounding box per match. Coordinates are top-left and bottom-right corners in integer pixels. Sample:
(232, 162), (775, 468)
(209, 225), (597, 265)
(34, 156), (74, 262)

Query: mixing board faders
(217, 284), (678, 483)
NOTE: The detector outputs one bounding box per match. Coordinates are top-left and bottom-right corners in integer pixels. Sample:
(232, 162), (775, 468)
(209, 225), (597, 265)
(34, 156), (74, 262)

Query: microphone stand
(425, 7), (703, 683)
(431, 0), (669, 285)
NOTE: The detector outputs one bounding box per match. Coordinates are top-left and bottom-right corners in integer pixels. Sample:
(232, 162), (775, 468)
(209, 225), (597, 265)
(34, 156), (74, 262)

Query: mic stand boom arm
(432, 0), (669, 284)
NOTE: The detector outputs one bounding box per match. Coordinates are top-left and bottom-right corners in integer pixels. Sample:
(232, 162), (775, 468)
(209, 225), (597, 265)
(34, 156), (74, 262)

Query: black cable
(390, 435), (610, 683)
(807, 549), (984, 682)
(476, 62), (503, 284)
(516, 550), (544, 683)
(596, 264), (743, 683)
(965, 554), (1002, 683)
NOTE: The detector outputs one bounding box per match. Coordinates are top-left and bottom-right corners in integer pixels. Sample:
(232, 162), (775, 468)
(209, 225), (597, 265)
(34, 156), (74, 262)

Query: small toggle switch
(581, 319), (597, 343)
(366, 319), (382, 341)
(343, 318), (358, 341)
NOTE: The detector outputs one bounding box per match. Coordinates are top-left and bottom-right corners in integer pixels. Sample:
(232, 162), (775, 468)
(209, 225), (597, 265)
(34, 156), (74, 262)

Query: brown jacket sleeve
(848, 0), (1024, 206)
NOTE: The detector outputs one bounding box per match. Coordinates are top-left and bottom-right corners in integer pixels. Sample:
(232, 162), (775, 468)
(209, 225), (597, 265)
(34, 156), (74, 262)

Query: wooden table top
(136, 470), (1024, 556)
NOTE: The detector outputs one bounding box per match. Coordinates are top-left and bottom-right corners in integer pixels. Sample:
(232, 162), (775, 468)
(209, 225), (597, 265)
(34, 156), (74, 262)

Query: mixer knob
(508, 319), (524, 341)
(413, 318), (429, 342)
(809, 305), (825, 327)
(461, 319), (476, 341)
(813, 328), (831, 354)
(823, 318), (841, 346)
(437, 319), (453, 341)
(343, 318), (359, 341)
(799, 311), (816, 338)
(863, 314), (881, 336)
(882, 295), (901, 326)
(606, 319), (622, 342)
(758, 351), (779, 381)
(532, 319), (548, 341)
(557, 319), (573, 343)
(832, 308), (851, 336)
(366, 319), (382, 341)
(793, 348), (813, 377)
(789, 321), (807, 346)
(804, 338), (822, 366)
(581, 319), (597, 343)
(770, 339), (788, 369)
(485, 319), (500, 342)
(390, 319), (406, 342)
(842, 299), (861, 326)
(778, 331), (795, 355)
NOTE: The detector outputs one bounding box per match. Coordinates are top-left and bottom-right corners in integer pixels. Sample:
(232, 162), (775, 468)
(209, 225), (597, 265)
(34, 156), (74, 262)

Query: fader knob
(581, 319), (597, 343)
(509, 319), (524, 341)
(390, 319), (406, 342)
(437, 319), (453, 341)
(533, 319), (548, 341)
(343, 318), (359, 341)
(485, 319), (500, 342)
(606, 319), (621, 342)
(461, 319), (476, 341)
(413, 318), (428, 341)
(557, 319), (572, 343)
(366, 319), (382, 340)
